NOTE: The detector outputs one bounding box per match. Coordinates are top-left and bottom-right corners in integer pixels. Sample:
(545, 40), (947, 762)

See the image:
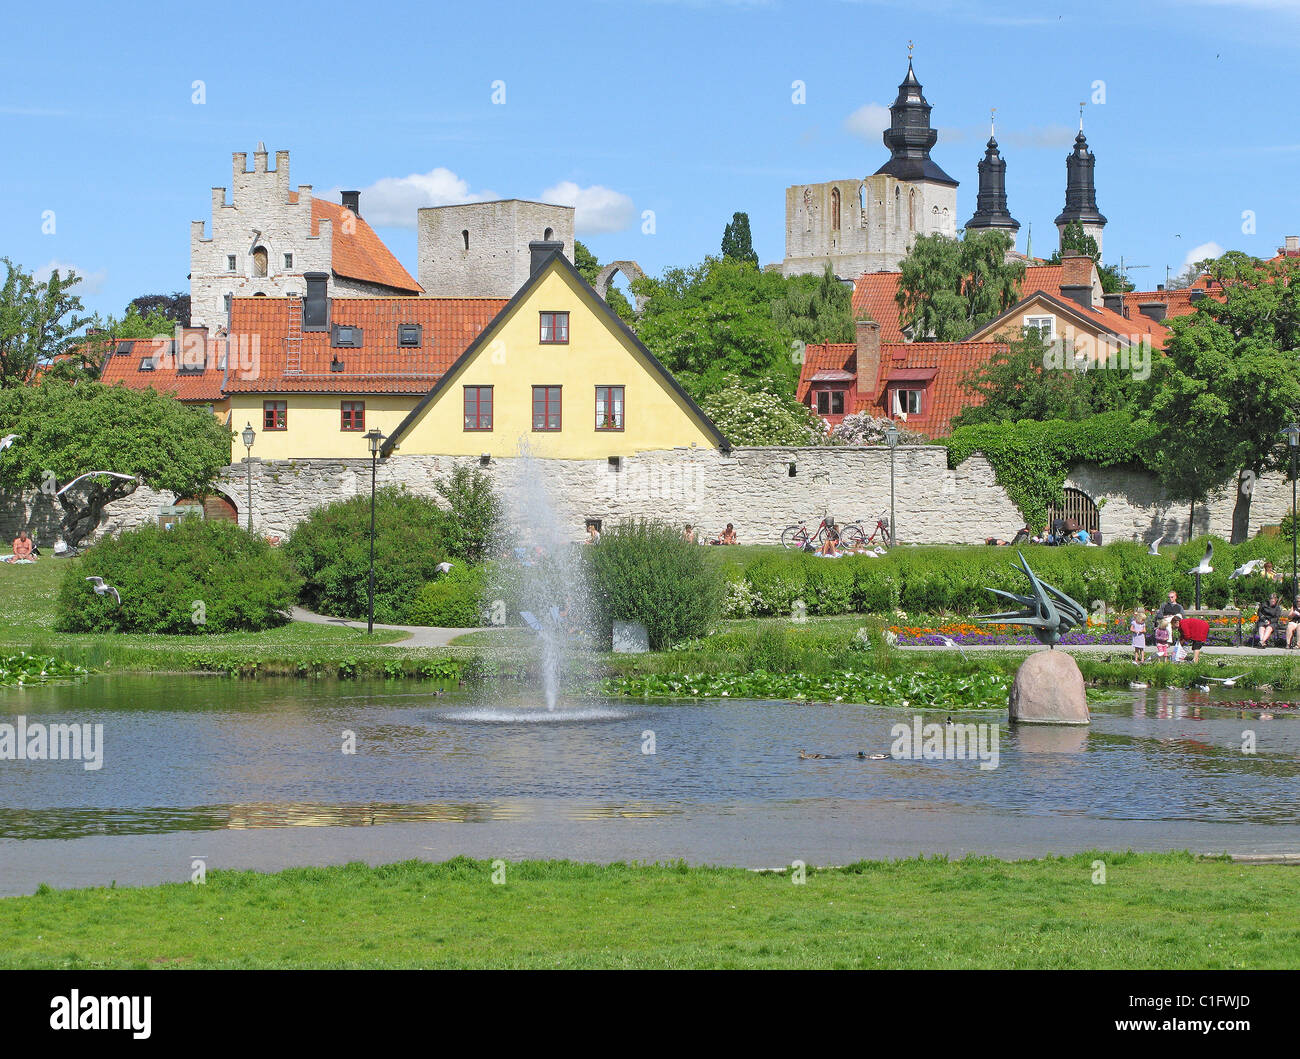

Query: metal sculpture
(976, 550), (1088, 647)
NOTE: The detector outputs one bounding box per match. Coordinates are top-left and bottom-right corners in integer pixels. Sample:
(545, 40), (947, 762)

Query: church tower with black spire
(1054, 108), (1107, 259)
(964, 112), (1019, 237)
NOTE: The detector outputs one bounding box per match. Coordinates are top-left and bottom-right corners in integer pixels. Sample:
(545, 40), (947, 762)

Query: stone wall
(6, 446), (1293, 550)
(417, 200), (575, 297)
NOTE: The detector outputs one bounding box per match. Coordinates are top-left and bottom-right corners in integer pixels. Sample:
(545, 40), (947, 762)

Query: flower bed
(892, 615), (1245, 647)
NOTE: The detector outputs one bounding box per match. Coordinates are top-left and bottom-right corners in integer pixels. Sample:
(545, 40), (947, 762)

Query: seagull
(0, 434), (20, 451)
(1229, 559), (1265, 579)
(857, 751), (888, 760)
(1186, 541), (1213, 576)
(1205, 674), (1246, 687)
(434, 562), (453, 574)
(1129, 681), (1149, 690)
(84, 576), (121, 605)
(56, 470), (137, 496)
(939, 635), (968, 660)
(1194, 683), (1211, 693)
(1147, 534), (1163, 555)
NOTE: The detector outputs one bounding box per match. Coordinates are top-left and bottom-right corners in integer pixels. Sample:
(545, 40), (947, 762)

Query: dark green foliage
(772, 264), (855, 345)
(720, 211), (759, 265)
(572, 240), (633, 321)
(896, 230), (1024, 341)
(435, 466), (501, 564)
(0, 258), (93, 387)
(55, 520), (299, 634)
(586, 519), (724, 648)
(951, 333), (1144, 427)
(285, 488), (451, 624)
(946, 412), (1156, 527)
(745, 552), (812, 614)
(0, 381), (231, 496)
(406, 564), (487, 627)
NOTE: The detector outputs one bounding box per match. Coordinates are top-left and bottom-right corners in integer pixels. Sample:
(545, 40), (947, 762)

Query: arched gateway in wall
(594, 260), (648, 313)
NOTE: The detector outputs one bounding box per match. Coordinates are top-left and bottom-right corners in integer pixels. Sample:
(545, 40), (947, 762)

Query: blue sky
(2, 0), (1297, 319)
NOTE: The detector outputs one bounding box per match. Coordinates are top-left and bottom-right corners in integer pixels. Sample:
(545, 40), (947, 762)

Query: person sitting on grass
(682, 524), (696, 544)
(710, 523), (737, 546)
(819, 521), (841, 558)
(1256, 593), (1283, 648)
(10, 530), (37, 562)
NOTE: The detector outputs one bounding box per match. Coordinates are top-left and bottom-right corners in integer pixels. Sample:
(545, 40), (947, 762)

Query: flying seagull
(1186, 541), (1213, 576)
(1147, 534), (1163, 555)
(1228, 558), (1265, 580)
(0, 434), (20, 451)
(434, 562), (453, 574)
(56, 471), (137, 496)
(84, 576), (121, 605)
(1204, 674), (1246, 687)
(939, 635), (969, 661)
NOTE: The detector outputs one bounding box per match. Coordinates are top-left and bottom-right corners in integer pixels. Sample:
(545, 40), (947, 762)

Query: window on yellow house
(464, 386), (493, 431)
(595, 386), (624, 430)
(540, 312), (569, 344)
(340, 401), (365, 431)
(263, 400), (287, 430)
(533, 386), (561, 431)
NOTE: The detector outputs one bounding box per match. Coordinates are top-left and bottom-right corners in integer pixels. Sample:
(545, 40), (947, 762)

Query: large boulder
(1008, 650), (1090, 725)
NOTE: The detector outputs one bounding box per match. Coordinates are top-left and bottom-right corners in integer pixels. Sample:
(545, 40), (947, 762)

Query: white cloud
(34, 260), (107, 294)
(1183, 241), (1225, 269)
(330, 168), (498, 229)
(844, 103), (891, 142)
(539, 181), (636, 235)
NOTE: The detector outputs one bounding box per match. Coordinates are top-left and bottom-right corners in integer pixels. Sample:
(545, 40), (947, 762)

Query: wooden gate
(1047, 487), (1100, 533)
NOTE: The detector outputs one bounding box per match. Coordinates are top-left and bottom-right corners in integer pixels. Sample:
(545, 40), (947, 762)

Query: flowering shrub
(697, 385), (823, 446)
(721, 578), (764, 618)
(830, 412), (927, 446)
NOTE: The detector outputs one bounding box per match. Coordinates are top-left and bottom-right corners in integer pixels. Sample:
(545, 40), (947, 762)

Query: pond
(2, 676), (1298, 893)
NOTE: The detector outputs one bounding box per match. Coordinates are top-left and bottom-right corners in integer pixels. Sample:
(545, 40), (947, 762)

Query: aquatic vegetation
(0, 653), (89, 686)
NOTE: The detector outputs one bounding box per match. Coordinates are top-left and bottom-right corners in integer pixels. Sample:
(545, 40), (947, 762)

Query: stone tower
(1054, 123), (1106, 260)
(417, 200), (574, 297)
(781, 59), (958, 279)
(964, 122), (1019, 235)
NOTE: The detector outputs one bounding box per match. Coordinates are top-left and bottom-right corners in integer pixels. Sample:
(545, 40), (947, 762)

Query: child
(1155, 616), (1172, 661)
(1131, 607), (1148, 664)
(1171, 615), (1187, 662)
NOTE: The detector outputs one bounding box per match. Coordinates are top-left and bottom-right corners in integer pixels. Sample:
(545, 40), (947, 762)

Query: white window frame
(1024, 314), (1055, 339)
(892, 388), (922, 416)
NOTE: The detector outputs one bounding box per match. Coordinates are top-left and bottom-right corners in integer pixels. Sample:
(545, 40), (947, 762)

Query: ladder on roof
(285, 296), (303, 375)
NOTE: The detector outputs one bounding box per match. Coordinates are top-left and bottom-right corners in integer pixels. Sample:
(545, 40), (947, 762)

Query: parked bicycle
(781, 516), (871, 551)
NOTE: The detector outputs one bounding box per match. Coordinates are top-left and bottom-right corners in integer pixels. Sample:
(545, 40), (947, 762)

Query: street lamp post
(1285, 424), (1300, 596)
(241, 422), (256, 533)
(363, 428), (386, 635)
(885, 421), (899, 548)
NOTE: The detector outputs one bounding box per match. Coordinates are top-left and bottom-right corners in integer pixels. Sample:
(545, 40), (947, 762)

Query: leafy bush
(56, 520), (299, 634)
(805, 557), (856, 615)
(406, 564), (487, 627)
(285, 487), (452, 624)
(436, 466), (502, 564)
(745, 552), (811, 615)
(745, 625), (796, 672)
(696, 385), (823, 446)
(586, 519), (725, 649)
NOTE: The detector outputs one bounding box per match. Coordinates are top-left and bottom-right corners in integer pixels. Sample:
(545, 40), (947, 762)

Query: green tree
(697, 385), (822, 445)
(572, 240), (633, 321)
(772, 263), (855, 345)
(952, 333), (1143, 428)
(0, 380), (232, 500)
(896, 230), (1024, 341)
(435, 465), (501, 564)
(721, 212), (759, 265)
(633, 256), (800, 397)
(1146, 252), (1300, 542)
(0, 259), (93, 387)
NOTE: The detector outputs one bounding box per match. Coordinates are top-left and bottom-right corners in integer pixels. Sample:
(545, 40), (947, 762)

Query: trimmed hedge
(56, 520), (300, 634)
(736, 538), (1299, 617)
(406, 565), (487, 627)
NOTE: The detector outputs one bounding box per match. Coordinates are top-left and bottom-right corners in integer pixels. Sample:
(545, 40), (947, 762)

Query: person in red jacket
(1179, 616), (1210, 663)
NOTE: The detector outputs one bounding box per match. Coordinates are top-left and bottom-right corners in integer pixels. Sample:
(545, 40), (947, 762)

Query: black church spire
(1053, 126), (1106, 230)
(873, 58), (958, 187)
(965, 126), (1019, 233)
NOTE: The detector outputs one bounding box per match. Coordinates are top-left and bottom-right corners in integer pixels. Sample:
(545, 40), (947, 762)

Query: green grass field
(2, 854), (1295, 969)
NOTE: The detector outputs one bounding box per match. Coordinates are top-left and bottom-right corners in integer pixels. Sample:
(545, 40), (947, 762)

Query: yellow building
(382, 245), (727, 459)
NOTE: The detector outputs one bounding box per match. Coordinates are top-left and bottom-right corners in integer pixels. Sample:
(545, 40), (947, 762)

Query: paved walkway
(291, 606), (480, 648)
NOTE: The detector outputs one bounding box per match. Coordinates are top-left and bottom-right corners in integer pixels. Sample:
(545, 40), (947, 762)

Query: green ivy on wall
(946, 411), (1157, 528)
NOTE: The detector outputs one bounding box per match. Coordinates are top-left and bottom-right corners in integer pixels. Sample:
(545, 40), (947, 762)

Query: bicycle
(782, 517), (869, 551)
(862, 513), (892, 548)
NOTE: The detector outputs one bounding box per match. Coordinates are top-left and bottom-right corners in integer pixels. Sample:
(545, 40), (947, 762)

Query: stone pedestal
(1008, 650), (1090, 725)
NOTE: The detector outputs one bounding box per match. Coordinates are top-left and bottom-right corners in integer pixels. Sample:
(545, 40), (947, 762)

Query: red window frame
(263, 400), (287, 430)
(595, 385), (625, 431)
(464, 385), (493, 431)
(539, 311), (569, 344)
(891, 387), (924, 416)
(340, 401), (365, 431)
(532, 385), (562, 431)
(815, 389), (846, 416)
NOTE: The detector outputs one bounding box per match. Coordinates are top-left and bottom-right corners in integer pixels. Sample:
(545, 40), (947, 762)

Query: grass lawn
(1, 853), (1295, 969)
(0, 558), (471, 676)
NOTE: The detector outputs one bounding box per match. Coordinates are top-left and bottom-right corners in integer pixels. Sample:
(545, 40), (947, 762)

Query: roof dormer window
(398, 324), (422, 348)
(332, 324), (363, 348)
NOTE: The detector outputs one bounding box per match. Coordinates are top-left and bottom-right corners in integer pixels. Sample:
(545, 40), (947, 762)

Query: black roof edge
(380, 250), (731, 456)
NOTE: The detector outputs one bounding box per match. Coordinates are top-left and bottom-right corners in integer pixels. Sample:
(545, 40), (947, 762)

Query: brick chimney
(855, 319), (882, 398)
(1059, 250), (1094, 310)
(341, 190), (360, 218)
(1102, 292), (1124, 315)
(1137, 300), (1167, 322)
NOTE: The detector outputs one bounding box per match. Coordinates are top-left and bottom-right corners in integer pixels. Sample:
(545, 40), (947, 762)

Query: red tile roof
(851, 264), (1067, 342)
(796, 342), (857, 406)
(871, 340), (1006, 436)
(222, 296), (507, 394)
(285, 193), (421, 293)
(97, 331), (227, 402)
(1122, 275), (1223, 323)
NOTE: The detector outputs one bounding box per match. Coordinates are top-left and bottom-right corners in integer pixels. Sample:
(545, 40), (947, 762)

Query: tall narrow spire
(872, 55), (958, 187)
(964, 119), (1019, 234)
(1054, 118), (1107, 256)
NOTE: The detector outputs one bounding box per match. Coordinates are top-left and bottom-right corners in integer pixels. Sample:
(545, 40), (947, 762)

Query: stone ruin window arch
(894, 186), (901, 229)
(830, 187), (841, 231)
(462, 229), (470, 250)
(252, 246), (268, 278)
